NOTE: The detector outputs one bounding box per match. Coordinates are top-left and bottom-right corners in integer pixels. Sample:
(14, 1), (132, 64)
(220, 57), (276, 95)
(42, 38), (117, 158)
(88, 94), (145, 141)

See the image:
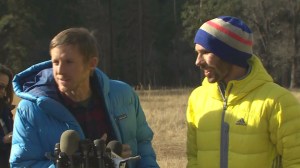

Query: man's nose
(56, 63), (66, 74)
(195, 54), (204, 66)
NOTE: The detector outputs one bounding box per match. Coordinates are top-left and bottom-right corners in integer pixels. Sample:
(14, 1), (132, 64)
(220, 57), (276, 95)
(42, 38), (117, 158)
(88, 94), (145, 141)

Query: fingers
(121, 144), (132, 158)
(100, 133), (107, 141)
(3, 133), (12, 144)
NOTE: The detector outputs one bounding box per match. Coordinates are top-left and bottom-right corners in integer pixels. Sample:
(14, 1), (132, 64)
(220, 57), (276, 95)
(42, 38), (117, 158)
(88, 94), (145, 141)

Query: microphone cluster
(46, 130), (140, 168)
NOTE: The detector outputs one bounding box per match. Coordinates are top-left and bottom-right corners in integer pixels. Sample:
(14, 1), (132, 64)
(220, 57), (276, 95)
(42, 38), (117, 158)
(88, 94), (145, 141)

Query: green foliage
(0, 0), (35, 72)
(0, 0), (299, 87)
(181, 0), (243, 46)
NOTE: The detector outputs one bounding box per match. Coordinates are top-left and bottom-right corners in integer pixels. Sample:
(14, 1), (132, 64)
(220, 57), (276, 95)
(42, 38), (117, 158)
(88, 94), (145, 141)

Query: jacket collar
(202, 55), (273, 104)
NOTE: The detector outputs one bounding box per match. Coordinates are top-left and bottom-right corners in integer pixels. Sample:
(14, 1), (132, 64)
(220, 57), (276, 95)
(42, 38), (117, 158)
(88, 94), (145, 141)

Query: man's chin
(58, 86), (71, 93)
(207, 77), (217, 83)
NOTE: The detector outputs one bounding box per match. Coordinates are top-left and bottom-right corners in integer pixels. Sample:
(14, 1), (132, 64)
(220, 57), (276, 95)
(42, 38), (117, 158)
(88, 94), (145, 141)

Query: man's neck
(223, 65), (249, 84)
(63, 88), (92, 102)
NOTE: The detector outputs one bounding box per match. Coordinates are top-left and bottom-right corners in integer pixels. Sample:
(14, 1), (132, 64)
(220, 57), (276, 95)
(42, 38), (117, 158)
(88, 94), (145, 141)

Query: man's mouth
(204, 70), (211, 76)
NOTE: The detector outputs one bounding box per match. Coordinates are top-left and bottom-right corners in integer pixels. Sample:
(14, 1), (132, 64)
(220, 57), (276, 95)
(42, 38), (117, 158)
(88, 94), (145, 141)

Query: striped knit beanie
(194, 16), (253, 68)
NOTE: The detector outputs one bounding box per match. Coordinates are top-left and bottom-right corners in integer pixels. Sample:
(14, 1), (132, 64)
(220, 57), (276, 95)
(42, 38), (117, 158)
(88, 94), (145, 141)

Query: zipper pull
(223, 100), (227, 111)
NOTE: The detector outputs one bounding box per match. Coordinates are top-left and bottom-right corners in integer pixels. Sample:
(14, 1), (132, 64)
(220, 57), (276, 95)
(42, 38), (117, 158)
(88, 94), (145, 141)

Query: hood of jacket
(13, 60), (111, 101)
(12, 60), (112, 138)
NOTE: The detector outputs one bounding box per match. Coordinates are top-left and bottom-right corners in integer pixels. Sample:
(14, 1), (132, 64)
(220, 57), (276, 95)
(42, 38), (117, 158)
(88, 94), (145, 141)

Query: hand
(100, 133), (107, 141)
(3, 131), (12, 144)
(121, 144), (132, 158)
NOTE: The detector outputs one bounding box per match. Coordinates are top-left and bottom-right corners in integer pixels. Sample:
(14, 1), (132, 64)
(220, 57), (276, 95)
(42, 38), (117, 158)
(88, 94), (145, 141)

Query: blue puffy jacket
(10, 60), (159, 168)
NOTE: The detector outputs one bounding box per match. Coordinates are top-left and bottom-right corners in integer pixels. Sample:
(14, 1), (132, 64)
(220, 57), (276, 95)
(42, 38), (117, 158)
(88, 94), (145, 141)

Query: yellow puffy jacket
(186, 55), (300, 168)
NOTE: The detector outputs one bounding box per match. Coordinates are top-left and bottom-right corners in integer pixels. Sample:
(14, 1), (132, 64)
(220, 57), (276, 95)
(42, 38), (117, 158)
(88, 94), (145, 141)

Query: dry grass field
(136, 88), (193, 168)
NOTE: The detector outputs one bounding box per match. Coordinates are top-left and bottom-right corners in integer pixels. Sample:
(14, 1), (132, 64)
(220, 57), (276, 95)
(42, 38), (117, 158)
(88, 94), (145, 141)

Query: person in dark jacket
(0, 64), (14, 168)
(11, 28), (159, 168)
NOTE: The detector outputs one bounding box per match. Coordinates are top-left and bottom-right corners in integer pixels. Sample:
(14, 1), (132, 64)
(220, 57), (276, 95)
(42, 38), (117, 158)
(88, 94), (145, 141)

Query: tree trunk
(137, 0), (144, 85)
(289, 0), (299, 88)
(108, 0), (113, 76)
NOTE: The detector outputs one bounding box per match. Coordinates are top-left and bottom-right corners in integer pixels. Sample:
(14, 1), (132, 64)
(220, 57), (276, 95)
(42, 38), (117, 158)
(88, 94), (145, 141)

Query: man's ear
(90, 57), (99, 69)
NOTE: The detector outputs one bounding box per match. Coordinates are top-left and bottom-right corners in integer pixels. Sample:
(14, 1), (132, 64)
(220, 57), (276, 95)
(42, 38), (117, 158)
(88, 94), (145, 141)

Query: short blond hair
(50, 28), (99, 63)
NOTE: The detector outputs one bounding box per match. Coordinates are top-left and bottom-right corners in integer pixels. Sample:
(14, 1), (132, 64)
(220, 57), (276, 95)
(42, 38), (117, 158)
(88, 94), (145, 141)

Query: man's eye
(203, 51), (210, 55)
(52, 61), (59, 65)
(66, 60), (73, 64)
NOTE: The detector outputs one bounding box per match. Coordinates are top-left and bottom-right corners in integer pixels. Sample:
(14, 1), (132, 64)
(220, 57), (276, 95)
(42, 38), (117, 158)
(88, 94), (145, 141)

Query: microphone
(106, 141), (122, 157)
(79, 139), (93, 168)
(106, 140), (141, 168)
(60, 130), (80, 155)
(106, 141), (125, 168)
(54, 143), (61, 157)
(57, 152), (69, 168)
(94, 139), (107, 168)
(45, 143), (60, 162)
(59, 130), (81, 168)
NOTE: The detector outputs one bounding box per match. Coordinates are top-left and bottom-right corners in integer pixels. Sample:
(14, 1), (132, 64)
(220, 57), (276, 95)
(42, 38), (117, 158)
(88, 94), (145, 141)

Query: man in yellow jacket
(186, 16), (300, 168)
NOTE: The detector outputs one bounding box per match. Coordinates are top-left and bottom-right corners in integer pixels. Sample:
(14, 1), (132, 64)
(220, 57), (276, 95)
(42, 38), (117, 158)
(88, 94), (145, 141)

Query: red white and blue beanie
(194, 16), (253, 68)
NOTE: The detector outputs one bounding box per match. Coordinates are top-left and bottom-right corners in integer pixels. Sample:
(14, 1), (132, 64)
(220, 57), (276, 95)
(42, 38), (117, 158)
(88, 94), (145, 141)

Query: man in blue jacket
(10, 27), (159, 168)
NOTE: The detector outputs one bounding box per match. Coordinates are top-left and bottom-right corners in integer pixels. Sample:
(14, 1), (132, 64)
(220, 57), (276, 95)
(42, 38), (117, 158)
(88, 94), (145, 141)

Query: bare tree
(242, 0), (293, 85)
(288, 0), (300, 88)
(137, 0), (144, 85)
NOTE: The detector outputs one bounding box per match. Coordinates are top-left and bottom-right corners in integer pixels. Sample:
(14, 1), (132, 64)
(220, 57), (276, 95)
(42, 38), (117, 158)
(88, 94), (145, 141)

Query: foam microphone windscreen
(106, 140), (123, 156)
(60, 130), (80, 156)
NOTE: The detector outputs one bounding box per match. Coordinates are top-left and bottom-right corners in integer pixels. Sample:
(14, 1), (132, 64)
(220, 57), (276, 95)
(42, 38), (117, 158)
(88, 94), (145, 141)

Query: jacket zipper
(218, 83), (232, 168)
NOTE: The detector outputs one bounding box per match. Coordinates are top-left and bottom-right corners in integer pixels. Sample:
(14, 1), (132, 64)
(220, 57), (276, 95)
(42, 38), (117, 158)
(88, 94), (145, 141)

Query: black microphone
(54, 143), (61, 158)
(59, 130), (81, 168)
(57, 152), (69, 168)
(45, 143), (60, 162)
(79, 139), (93, 168)
(94, 139), (106, 168)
